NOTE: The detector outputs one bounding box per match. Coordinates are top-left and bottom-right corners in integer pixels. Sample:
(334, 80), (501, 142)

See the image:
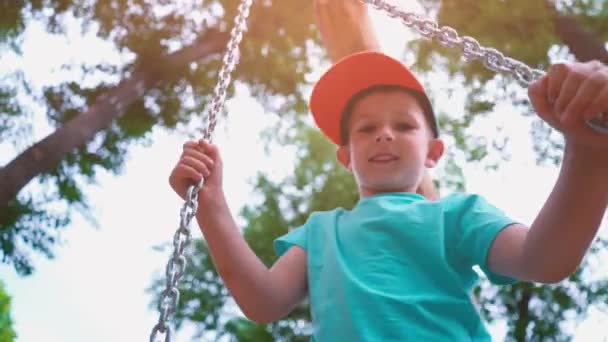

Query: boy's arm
(313, 0), (381, 62)
(197, 190), (308, 323)
(488, 149), (608, 283)
(170, 141), (307, 322)
(487, 61), (608, 284)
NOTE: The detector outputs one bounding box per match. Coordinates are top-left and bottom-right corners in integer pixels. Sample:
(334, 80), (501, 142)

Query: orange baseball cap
(309, 51), (438, 145)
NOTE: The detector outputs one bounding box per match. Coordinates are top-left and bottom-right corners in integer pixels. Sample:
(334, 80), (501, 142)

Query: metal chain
(363, 0), (608, 134)
(149, 1), (254, 341)
(201, 0), (254, 143)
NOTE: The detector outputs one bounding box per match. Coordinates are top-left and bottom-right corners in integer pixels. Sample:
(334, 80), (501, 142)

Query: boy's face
(337, 90), (444, 197)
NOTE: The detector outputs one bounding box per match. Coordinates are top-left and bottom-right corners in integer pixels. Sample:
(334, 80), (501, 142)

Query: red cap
(309, 51), (437, 145)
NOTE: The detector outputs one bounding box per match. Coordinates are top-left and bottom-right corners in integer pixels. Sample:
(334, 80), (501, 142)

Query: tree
(154, 0), (608, 341)
(0, 0), (319, 275)
(0, 281), (16, 342)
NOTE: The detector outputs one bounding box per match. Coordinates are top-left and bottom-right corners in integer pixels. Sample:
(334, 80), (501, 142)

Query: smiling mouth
(369, 154), (399, 163)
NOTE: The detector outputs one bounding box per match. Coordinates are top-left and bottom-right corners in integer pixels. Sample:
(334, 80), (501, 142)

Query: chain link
(202, 0), (254, 142)
(364, 0), (545, 85)
(363, 0), (608, 134)
(149, 1), (254, 341)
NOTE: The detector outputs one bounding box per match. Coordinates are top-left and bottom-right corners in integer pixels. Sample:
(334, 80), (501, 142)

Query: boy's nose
(375, 127), (394, 142)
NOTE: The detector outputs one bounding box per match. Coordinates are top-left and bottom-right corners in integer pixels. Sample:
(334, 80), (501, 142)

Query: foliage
(0, 0), (318, 274)
(0, 281), (16, 342)
(475, 239), (608, 341)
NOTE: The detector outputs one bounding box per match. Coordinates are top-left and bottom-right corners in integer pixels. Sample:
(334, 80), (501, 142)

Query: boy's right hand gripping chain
(363, 0), (608, 135)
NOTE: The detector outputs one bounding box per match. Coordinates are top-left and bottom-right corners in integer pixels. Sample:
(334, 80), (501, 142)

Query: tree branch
(0, 29), (229, 218)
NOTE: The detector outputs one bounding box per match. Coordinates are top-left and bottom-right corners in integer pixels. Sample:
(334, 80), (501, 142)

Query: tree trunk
(514, 283), (533, 342)
(546, 1), (608, 63)
(0, 29), (228, 215)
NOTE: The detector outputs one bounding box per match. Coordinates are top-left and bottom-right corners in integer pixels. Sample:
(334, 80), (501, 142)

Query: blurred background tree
(0, 0), (318, 275)
(0, 0), (606, 340)
(0, 281), (16, 342)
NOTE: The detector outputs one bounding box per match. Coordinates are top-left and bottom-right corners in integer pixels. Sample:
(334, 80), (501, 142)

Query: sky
(1, 2), (607, 341)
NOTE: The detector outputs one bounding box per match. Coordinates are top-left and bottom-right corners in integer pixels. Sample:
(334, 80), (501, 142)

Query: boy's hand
(169, 139), (223, 202)
(528, 60), (608, 152)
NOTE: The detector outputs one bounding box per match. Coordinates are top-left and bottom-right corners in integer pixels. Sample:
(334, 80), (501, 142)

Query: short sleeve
(453, 194), (520, 285)
(274, 225), (308, 257)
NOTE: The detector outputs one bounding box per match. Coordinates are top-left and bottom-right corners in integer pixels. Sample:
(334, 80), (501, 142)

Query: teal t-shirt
(274, 192), (519, 341)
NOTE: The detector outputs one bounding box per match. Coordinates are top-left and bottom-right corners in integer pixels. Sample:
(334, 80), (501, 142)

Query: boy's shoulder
(298, 207), (347, 227)
(439, 192), (494, 213)
(440, 191), (485, 204)
(303, 192), (495, 222)
(440, 192), (509, 223)
(308, 207), (348, 220)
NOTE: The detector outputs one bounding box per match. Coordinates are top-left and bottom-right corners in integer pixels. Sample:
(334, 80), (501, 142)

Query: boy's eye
(358, 124), (375, 133)
(395, 122), (414, 130)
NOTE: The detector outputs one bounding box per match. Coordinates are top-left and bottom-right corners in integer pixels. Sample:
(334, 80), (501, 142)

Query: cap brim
(310, 51), (432, 145)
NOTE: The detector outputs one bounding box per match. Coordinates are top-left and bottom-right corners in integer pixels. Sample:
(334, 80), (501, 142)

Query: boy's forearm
(195, 191), (277, 320)
(314, 0), (381, 62)
(523, 147), (608, 281)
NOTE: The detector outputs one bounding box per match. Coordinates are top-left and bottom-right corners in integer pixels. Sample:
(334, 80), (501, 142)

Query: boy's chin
(363, 180), (416, 194)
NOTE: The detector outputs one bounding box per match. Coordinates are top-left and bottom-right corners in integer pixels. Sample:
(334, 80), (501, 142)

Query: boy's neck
(359, 188), (419, 198)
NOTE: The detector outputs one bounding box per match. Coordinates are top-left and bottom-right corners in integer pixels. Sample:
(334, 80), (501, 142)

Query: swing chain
(364, 0), (545, 85)
(202, 0), (254, 142)
(150, 187), (197, 342)
(364, 0), (608, 133)
(150, 1), (254, 342)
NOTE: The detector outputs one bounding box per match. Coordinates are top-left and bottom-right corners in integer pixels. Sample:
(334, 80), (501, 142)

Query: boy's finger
(183, 141), (198, 150)
(583, 85), (608, 120)
(562, 72), (605, 125)
(181, 156), (211, 177)
(547, 63), (567, 104)
(554, 70), (583, 118)
(183, 148), (215, 168)
(529, 76), (558, 127)
(198, 139), (220, 159)
(184, 140), (215, 157)
(185, 164), (206, 180)
(174, 164), (205, 185)
(198, 139), (211, 153)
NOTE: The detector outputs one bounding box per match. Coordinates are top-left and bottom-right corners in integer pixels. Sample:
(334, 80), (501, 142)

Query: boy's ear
(336, 146), (351, 170)
(425, 138), (445, 168)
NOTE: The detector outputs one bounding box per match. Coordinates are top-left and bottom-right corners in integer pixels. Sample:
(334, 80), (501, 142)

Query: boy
(169, 50), (608, 340)
(170, 6), (608, 337)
